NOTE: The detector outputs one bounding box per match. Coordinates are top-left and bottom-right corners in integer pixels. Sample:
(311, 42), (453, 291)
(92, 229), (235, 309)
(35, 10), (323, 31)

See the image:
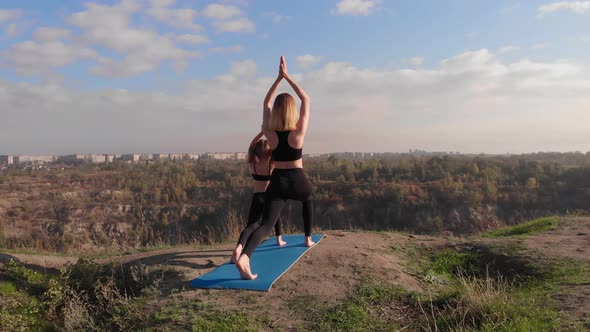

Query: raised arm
(280, 56), (310, 135)
(262, 63), (283, 131)
(249, 131), (264, 147)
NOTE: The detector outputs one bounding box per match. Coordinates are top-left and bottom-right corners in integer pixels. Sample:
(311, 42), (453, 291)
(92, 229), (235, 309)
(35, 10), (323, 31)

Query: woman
(230, 132), (286, 264)
(236, 56), (314, 280)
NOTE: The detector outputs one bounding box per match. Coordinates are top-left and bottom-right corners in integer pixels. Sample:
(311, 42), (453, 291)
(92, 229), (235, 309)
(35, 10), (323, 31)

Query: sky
(1, 0), (590, 155)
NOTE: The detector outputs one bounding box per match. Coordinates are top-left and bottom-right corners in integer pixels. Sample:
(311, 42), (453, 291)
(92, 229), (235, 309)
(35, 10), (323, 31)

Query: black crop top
(251, 162), (271, 181)
(272, 131), (303, 162)
(251, 173), (271, 181)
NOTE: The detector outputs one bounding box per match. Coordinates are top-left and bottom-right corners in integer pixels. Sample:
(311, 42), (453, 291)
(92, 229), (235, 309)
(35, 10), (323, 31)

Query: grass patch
(151, 297), (264, 332)
(422, 273), (564, 332)
(289, 282), (413, 331)
(410, 243), (590, 331)
(0, 281), (17, 295)
(1, 257), (267, 331)
(482, 216), (560, 237)
(0, 247), (79, 257)
(0, 258), (185, 331)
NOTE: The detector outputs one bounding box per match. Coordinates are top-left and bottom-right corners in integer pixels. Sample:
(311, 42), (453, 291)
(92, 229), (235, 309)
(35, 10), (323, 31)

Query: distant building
(139, 154), (152, 161)
(0, 155), (14, 165)
(168, 153), (184, 161)
(14, 155), (56, 164)
(152, 153), (169, 161)
(58, 154), (84, 163)
(120, 154), (140, 162)
(58, 154), (106, 163)
(87, 154), (106, 163)
(201, 152), (237, 160)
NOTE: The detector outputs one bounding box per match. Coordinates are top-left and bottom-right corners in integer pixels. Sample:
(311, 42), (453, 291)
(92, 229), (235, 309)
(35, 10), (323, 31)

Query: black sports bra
(252, 173), (271, 181)
(251, 162), (271, 181)
(271, 131), (302, 162)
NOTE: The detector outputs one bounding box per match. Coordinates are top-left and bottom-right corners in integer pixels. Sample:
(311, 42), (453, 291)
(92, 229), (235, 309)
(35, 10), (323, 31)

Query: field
(1, 216), (588, 331)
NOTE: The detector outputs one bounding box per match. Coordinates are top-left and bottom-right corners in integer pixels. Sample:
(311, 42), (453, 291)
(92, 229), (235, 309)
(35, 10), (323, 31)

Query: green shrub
(483, 217), (560, 237)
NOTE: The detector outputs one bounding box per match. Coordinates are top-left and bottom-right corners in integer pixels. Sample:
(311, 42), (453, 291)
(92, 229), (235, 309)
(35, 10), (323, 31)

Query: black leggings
(236, 193), (282, 247)
(242, 168), (313, 257)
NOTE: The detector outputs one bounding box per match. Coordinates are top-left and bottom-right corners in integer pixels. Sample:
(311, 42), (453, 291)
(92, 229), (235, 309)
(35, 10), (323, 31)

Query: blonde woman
(230, 132), (286, 264)
(236, 56), (314, 280)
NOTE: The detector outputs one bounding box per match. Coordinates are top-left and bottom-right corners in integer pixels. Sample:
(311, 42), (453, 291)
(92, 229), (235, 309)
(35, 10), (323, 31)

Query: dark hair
(248, 139), (270, 164)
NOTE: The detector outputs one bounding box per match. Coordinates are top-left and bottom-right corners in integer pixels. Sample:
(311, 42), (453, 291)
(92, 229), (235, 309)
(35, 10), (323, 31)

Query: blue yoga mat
(189, 234), (324, 291)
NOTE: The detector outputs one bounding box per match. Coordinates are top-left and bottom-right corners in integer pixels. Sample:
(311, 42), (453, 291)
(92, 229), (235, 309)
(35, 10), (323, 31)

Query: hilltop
(1, 216), (588, 331)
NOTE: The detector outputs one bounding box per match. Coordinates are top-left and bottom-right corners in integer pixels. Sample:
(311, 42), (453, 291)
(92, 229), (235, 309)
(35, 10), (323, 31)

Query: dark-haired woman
(230, 131), (285, 264)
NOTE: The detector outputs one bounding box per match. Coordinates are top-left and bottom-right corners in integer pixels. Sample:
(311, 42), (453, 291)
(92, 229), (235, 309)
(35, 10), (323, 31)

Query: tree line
(1, 153), (589, 251)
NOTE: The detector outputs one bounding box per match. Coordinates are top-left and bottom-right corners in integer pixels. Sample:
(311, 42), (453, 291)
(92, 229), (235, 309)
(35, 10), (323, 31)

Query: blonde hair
(270, 93), (298, 131)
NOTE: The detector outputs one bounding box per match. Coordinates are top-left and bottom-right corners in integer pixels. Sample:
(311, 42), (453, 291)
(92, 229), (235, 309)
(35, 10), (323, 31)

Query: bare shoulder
(264, 129), (279, 149)
(288, 131), (305, 149)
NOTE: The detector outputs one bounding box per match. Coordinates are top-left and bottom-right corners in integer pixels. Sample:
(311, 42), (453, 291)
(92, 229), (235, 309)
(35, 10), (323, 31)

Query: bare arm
(250, 131), (264, 147)
(280, 56), (310, 135)
(262, 72), (283, 131)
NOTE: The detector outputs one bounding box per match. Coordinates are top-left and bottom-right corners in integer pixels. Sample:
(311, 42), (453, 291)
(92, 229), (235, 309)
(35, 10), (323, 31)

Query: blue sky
(1, 0), (590, 154)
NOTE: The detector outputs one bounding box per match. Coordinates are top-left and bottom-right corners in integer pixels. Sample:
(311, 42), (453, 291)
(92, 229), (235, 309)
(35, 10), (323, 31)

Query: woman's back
(272, 131), (302, 162)
(268, 131), (304, 169)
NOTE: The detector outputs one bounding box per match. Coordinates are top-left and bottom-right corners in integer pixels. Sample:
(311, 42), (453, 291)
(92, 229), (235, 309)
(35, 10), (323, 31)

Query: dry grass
(419, 271), (512, 331)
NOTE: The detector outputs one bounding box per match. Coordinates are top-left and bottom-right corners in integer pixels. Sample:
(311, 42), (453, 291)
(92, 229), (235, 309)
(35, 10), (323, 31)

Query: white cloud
(147, 0), (201, 31)
(89, 46), (202, 77)
(69, 0), (139, 29)
(439, 49), (505, 76)
(0, 9), (21, 23)
(202, 4), (242, 19)
(3, 41), (97, 75)
(538, 1), (590, 15)
(296, 54), (323, 70)
(2, 49), (590, 154)
(69, 0), (200, 76)
(1, 10), (21, 37)
(262, 12), (288, 24)
(498, 45), (520, 54)
(580, 36), (590, 43)
(221, 0), (248, 5)
(90, 54), (195, 77)
(212, 17), (255, 33)
(208, 45), (243, 53)
(230, 59), (256, 77)
(331, 0), (379, 16)
(175, 34), (209, 44)
(532, 42), (551, 49)
(5, 23), (18, 37)
(406, 56), (425, 66)
(499, 3), (521, 15)
(33, 27), (72, 41)
(150, 0), (175, 7)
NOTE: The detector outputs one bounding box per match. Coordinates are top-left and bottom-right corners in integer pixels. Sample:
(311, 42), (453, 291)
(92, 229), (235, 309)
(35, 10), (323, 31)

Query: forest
(0, 152), (589, 252)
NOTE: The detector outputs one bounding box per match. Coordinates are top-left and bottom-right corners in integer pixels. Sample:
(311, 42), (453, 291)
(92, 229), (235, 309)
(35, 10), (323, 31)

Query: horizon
(2, 149), (590, 158)
(1, 0), (590, 154)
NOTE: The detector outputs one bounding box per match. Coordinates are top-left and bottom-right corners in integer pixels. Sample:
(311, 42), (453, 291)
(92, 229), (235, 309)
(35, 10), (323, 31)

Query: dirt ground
(1, 230), (438, 329)
(1, 217), (589, 330)
(523, 217), (590, 323)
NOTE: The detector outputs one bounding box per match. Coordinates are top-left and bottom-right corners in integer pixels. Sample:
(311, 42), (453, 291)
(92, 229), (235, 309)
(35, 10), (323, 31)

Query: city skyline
(1, 0), (590, 154)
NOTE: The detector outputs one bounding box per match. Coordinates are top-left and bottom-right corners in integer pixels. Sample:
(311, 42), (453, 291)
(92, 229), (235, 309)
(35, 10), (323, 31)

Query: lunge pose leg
(230, 133), (286, 264)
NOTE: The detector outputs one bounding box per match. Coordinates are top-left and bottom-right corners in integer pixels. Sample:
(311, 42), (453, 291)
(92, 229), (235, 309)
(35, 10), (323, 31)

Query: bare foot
(236, 254), (258, 280)
(230, 244), (242, 264)
(304, 236), (315, 247)
(276, 235), (287, 246)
